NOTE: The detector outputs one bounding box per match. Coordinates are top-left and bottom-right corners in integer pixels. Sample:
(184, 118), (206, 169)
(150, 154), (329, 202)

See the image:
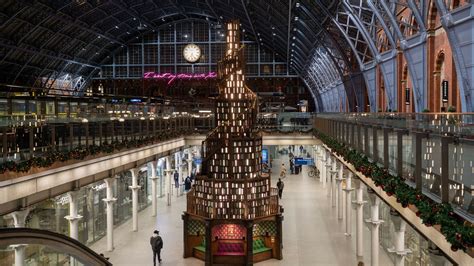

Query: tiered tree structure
(183, 21), (282, 266)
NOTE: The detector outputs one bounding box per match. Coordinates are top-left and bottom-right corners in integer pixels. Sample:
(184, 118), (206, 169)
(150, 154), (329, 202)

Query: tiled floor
(90, 156), (392, 265)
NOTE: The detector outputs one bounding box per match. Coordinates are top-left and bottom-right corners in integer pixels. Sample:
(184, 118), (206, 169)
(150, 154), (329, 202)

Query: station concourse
(0, 1), (473, 266)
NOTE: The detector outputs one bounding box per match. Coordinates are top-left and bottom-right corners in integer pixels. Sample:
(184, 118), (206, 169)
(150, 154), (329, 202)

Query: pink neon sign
(143, 72), (217, 85)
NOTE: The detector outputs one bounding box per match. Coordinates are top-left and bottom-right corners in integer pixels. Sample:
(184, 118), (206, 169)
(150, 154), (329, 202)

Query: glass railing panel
(449, 138), (474, 216)
(422, 137), (442, 199)
(388, 130), (398, 174)
(376, 128), (384, 164)
(368, 127), (374, 158)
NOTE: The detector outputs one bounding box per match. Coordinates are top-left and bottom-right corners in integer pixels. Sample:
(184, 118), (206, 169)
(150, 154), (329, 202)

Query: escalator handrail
(0, 227), (112, 265)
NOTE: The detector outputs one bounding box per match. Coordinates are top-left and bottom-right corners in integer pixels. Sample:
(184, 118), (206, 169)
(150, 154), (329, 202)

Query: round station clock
(183, 44), (201, 63)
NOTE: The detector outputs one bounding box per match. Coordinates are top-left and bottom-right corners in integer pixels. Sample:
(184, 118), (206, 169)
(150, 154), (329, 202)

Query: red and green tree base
(314, 129), (473, 253)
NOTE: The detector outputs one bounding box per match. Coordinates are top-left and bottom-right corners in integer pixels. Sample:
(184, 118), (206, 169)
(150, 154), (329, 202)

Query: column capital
(390, 211), (407, 232)
(9, 244), (27, 250)
(353, 178), (363, 188)
(10, 208), (31, 228)
(67, 190), (81, 199)
(103, 177), (115, 186)
(129, 168), (139, 178)
(367, 189), (381, 206)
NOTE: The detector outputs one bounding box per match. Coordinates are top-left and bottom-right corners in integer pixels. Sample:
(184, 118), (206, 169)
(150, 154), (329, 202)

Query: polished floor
(90, 156), (392, 265)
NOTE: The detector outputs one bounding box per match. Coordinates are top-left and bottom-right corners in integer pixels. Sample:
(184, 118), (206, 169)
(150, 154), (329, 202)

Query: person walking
(173, 171), (179, 188)
(150, 230), (163, 265)
(280, 163), (287, 179)
(184, 176), (192, 191)
(277, 178), (284, 199)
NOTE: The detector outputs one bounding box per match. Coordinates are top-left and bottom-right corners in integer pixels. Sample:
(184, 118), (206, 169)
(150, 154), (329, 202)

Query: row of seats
(193, 238), (271, 255)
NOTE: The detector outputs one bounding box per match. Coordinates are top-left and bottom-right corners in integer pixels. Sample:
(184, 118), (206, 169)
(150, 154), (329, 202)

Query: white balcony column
(366, 190), (384, 266)
(187, 149), (193, 177)
(102, 178), (117, 251)
(352, 178), (366, 257)
(388, 213), (411, 266)
(316, 148), (324, 185)
(175, 152), (181, 196)
(149, 161), (159, 217)
(65, 191), (82, 240)
(325, 156), (332, 195)
(10, 208), (30, 266)
(164, 156), (173, 206)
(330, 157), (337, 207)
(352, 178), (367, 257)
(343, 172), (354, 235)
(335, 165), (345, 220)
(322, 152), (329, 189)
(129, 168), (141, 232)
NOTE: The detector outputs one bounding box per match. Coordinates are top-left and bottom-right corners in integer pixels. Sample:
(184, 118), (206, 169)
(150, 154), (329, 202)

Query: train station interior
(0, 0), (473, 265)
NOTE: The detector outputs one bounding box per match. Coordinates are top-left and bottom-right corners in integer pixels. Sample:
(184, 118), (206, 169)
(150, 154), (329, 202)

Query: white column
(187, 149), (193, 177)
(129, 168), (141, 232)
(102, 178), (116, 252)
(336, 165), (345, 220)
(165, 156), (173, 206)
(352, 178), (366, 257)
(388, 214), (411, 266)
(343, 172), (354, 236)
(366, 191), (384, 266)
(10, 209), (30, 266)
(331, 158), (337, 206)
(325, 156), (332, 194)
(150, 161), (159, 217)
(321, 153), (328, 188)
(65, 191), (82, 240)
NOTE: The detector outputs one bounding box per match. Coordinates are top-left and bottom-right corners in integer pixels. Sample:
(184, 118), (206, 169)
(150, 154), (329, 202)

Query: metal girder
(240, 0), (260, 47)
(375, 0), (427, 112)
(313, 1), (365, 69)
(434, 0), (472, 111)
(407, 0), (427, 32)
(32, 1), (125, 45)
(366, 0), (396, 48)
(286, 0), (293, 70)
(0, 42), (99, 69)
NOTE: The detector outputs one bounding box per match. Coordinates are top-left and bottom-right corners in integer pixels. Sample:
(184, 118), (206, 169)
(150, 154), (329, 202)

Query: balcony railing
(315, 113), (474, 221)
(0, 113), (199, 180)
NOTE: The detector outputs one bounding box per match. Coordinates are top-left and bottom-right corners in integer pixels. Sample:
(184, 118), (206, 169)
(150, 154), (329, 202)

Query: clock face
(183, 44), (201, 63)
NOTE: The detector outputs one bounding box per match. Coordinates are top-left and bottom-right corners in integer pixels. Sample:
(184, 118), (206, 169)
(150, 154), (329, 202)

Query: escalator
(0, 228), (112, 265)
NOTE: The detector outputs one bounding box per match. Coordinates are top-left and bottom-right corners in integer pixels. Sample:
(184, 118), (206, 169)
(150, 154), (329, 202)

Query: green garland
(0, 130), (192, 175)
(314, 129), (473, 253)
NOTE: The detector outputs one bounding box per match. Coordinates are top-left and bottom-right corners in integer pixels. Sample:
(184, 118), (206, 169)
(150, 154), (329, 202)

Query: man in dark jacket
(150, 230), (163, 265)
(277, 178), (284, 199)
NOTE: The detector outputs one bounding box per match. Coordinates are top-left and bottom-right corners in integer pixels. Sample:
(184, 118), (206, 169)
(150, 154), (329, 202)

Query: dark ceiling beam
(204, 0), (223, 24)
(32, 1), (125, 46)
(0, 42), (100, 69)
(240, 0), (260, 46)
(168, 0), (189, 19)
(113, 0), (161, 32)
(286, 0), (293, 73)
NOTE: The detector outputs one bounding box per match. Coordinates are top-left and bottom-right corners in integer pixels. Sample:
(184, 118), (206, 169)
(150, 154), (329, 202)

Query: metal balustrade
(315, 113), (474, 221)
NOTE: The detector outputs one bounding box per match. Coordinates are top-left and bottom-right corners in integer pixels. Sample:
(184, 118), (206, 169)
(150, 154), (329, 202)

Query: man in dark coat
(150, 230), (163, 265)
(277, 178), (284, 199)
